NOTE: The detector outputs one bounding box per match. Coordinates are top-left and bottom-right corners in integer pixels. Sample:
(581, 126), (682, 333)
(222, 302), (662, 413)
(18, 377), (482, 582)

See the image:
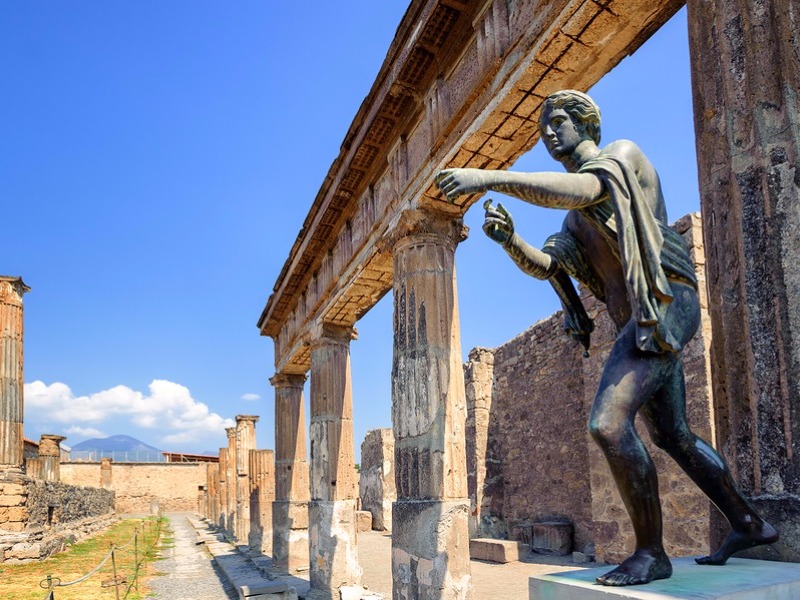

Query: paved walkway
(145, 512), (237, 600)
(146, 513), (589, 599)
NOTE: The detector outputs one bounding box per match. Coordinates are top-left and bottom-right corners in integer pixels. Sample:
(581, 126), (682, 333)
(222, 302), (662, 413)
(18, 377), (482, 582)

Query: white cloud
(240, 393), (260, 402)
(65, 425), (107, 438)
(25, 379), (235, 445)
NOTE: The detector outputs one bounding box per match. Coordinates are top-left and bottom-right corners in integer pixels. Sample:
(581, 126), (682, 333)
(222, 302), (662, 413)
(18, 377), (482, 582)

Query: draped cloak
(541, 154), (697, 355)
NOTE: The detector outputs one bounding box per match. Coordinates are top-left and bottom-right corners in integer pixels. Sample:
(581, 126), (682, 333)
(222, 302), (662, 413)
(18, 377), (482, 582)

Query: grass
(0, 517), (166, 600)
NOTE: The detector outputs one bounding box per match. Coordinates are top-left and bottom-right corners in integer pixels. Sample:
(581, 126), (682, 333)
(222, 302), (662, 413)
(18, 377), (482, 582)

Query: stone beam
(260, 0), (684, 372)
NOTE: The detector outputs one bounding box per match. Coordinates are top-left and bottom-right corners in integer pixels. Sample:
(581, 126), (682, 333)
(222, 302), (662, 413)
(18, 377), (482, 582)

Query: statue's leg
(589, 322), (674, 586)
(641, 361), (778, 565)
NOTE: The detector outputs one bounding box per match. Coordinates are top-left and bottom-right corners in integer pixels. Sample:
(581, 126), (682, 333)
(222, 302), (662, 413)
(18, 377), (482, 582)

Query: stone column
(38, 434), (66, 482)
(206, 462), (219, 523)
(249, 448), (275, 556)
(308, 323), (362, 599)
(0, 276), (30, 471)
(235, 415), (259, 544)
(270, 372), (310, 573)
(225, 427), (238, 539)
(100, 457), (112, 490)
(464, 347), (495, 539)
(687, 0), (800, 560)
(359, 428), (395, 532)
(390, 208), (472, 599)
(218, 447), (228, 530)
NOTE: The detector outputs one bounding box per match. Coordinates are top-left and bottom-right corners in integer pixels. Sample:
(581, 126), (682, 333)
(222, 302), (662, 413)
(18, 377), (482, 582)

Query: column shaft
(38, 434), (66, 482)
(218, 447), (228, 530)
(249, 449), (275, 556)
(235, 415), (259, 543)
(308, 323), (361, 599)
(271, 372), (310, 573)
(390, 209), (472, 599)
(687, 0), (800, 559)
(226, 427), (237, 538)
(0, 277), (29, 470)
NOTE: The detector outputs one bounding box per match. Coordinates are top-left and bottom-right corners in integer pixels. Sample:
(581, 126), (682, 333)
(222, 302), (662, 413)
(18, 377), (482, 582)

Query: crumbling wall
(0, 473), (115, 563)
(61, 462), (207, 513)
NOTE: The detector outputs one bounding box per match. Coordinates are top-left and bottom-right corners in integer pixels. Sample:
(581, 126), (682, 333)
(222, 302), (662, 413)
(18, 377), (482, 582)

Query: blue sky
(2, 3), (699, 459)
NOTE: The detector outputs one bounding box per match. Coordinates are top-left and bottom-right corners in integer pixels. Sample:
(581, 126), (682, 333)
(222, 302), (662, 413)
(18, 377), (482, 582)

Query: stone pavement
(145, 512), (237, 600)
(147, 513), (588, 599)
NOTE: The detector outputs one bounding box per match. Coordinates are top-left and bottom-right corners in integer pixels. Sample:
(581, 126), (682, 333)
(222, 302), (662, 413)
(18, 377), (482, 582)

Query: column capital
(309, 322), (358, 349)
(270, 372), (307, 389)
(385, 208), (468, 254)
(235, 414), (259, 425)
(0, 276), (30, 305)
(38, 434), (67, 457)
(226, 427), (237, 440)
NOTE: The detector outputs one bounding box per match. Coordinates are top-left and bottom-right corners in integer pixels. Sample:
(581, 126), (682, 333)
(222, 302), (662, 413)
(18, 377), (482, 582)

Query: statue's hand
(435, 168), (490, 202)
(482, 199), (514, 245)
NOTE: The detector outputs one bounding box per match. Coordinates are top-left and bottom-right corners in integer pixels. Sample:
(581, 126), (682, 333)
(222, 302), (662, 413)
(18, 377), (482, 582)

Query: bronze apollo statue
(436, 89), (778, 587)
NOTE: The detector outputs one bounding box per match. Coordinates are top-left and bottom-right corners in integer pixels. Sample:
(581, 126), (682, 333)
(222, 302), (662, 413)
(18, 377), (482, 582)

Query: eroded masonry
(259, 0), (799, 598)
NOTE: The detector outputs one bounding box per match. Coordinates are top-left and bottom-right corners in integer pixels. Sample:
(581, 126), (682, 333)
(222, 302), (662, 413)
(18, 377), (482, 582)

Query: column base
(307, 499), (362, 600)
(272, 500), (309, 574)
(392, 499), (472, 600)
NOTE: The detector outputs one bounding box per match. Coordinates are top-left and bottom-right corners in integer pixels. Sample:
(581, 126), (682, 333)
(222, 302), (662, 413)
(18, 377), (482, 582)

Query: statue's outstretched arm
(436, 168), (603, 209)
(483, 200), (557, 280)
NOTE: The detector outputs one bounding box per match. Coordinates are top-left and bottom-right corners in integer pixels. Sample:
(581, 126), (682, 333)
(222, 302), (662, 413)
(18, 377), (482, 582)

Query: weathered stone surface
(272, 500), (309, 574)
(0, 276), (29, 470)
(307, 500), (362, 600)
(355, 510), (372, 533)
(359, 429), (395, 532)
(687, 0), (800, 562)
(249, 449), (275, 556)
(235, 415), (258, 544)
(392, 499), (471, 600)
(469, 538), (524, 563)
(532, 522), (573, 556)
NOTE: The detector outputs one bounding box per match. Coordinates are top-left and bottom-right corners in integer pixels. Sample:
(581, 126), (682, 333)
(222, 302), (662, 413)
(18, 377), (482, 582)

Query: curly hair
(542, 90), (602, 145)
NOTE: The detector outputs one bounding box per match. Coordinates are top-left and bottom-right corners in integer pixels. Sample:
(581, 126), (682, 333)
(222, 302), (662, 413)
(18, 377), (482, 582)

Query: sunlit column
(0, 276), (30, 471)
(235, 415), (258, 543)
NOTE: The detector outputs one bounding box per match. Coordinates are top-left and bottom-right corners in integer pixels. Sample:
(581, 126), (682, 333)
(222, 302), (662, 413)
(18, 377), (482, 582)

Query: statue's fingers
(482, 199), (493, 211)
(434, 169), (451, 184)
(497, 202), (512, 219)
(483, 217), (507, 229)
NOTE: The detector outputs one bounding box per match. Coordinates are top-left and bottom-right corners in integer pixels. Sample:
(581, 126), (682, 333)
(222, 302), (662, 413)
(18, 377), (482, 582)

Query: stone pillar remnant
(218, 447), (228, 530)
(359, 428), (395, 532)
(249, 448), (275, 556)
(38, 434), (66, 482)
(206, 462), (219, 524)
(100, 457), (112, 490)
(390, 208), (472, 599)
(687, 0), (800, 560)
(235, 415), (258, 543)
(0, 276), (30, 471)
(225, 427), (238, 538)
(270, 372), (310, 573)
(308, 323), (362, 599)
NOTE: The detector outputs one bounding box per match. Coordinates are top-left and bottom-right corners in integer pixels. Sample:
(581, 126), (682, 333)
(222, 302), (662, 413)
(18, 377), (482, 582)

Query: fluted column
(218, 447), (228, 529)
(390, 208), (472, 600)
(225, 427), (238, 538)
(38, 434), (66, 482)
(270, 372), (310, 573)
(307, 323), (361, 599)
(235, 415), (258, 543)
(249, 448), (275, 556)
(687, 0), (800, 561)
(0, 276), (30, 471)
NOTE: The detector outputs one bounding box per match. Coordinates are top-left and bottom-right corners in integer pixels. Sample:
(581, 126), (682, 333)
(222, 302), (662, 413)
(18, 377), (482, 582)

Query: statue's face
(540, 106), (587, 160)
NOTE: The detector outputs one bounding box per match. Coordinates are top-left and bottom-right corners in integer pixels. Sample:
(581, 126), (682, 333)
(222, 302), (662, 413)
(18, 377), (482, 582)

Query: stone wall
(358, 429), (395, 531)
(0, 472), (115, 563)
(61, 462), (207, 513)
(465, 213), (716, 562)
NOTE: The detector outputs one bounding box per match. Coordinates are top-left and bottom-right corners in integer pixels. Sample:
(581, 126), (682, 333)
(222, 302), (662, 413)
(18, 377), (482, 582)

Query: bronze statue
(436, 90), (778, 586)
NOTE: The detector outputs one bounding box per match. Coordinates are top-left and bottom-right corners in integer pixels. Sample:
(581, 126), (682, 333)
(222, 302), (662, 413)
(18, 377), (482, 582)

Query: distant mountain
(70, 434), (163, 462)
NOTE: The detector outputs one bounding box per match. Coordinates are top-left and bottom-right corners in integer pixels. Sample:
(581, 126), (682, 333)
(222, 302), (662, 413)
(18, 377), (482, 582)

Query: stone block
(529, 557), (800, 599)
(0, 483), (25, 495)
(0, 494), (24, 507)
(356, 510), (372, 533)
(532, 522), (572, 556)
(8, 542), (42, 560)
(239, 579), (288, 596)
(469, 538), (524, 563)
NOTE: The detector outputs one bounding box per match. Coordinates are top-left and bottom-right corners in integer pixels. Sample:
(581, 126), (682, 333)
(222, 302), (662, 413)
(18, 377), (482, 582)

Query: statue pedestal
(530, 557), (800, 599)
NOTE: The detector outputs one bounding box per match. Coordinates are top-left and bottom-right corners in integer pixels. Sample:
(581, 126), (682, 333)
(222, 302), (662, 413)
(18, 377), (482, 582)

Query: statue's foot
(596, 550), (672, 586)
(696, 521), (779, 566)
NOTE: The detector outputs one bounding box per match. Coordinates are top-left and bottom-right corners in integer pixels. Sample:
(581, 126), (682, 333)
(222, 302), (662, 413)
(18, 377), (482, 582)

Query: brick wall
(61, 462), (207, 513)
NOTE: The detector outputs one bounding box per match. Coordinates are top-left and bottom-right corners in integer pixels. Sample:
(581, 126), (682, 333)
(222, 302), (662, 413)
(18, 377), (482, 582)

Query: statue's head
(541, 90), (601, 145)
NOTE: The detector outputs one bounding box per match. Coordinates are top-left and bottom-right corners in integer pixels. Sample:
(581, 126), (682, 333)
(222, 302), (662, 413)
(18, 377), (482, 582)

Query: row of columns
(268, 208), (472, 599)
